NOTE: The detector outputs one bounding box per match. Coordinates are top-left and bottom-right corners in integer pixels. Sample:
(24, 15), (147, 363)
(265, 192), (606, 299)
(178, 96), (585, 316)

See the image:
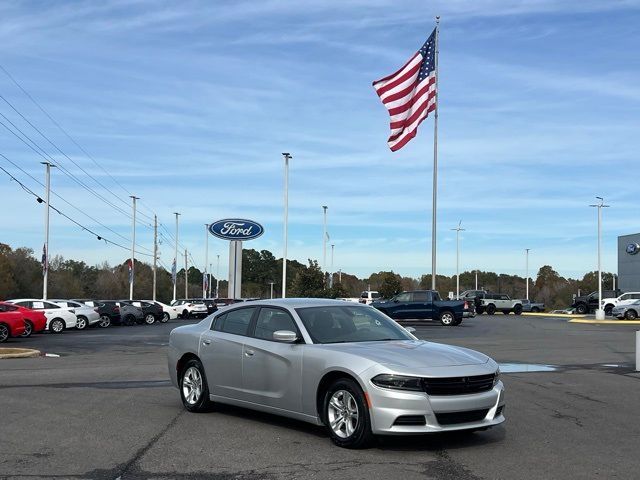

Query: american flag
(373, 28), (437, 152)
(41, 243), (47, 276)
(203, 272), (209, 291)
(128, 259), (133, 284)
(171, 258), (177, 284)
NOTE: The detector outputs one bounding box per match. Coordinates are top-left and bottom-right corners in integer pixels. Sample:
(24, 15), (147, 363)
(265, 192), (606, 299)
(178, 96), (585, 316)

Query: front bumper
(367, 381), (505, 435)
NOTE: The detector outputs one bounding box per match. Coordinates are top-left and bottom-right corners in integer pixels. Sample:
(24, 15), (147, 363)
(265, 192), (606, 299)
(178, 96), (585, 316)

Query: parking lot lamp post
(173, 212), (180, 302)
(475, 270), (478, 290)
(269, 281), (274, 299)
(282, 153), (291, 298)
(322, 206), (328, 278)
(41, 162), (55, 300)
(590, 197), (609, 320)
(129, 196), (139, 301)
(216, 254), (220, 298)
(204, 224), (209, 299)
(209, 262), (213, 298)
(451, 221), (465, 299)
(184, 249), (188, 299)
(153, 215), (158, 301)
(525, 248), (530, 300)
(330, 244), (335, 288)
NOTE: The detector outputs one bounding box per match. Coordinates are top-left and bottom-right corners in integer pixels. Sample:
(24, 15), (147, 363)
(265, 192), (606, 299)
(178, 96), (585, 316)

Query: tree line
(0, 242), (614, 309)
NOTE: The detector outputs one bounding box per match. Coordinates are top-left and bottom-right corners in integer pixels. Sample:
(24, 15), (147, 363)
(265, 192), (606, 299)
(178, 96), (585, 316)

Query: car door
(239, 307), (303, 412)
(199, 307), (256, 399)
(411, 291), (435, 319)
(386, 292), (412, 319)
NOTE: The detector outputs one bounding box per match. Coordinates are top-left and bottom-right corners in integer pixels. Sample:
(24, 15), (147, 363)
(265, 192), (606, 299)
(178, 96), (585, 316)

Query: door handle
(202, 339), (211, 345)
(244, 349), (254, 357)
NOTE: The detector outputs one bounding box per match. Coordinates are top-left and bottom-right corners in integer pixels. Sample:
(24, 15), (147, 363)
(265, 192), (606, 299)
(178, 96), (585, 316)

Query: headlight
(371, 374), (423, 391)
(493, 367), (501, 386)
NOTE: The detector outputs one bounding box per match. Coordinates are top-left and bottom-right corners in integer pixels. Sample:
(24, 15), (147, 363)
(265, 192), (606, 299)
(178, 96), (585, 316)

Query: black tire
(182, 309), (190, 319)
(514, 304), (523, 315)
(76, 316), (88, 330)
(575, 303), (588, 314)
(323, 378), (374, 449)
(49, 318), (65, 333)
(604, 305), (614, 316)
(453, 318), (463, 326)
(98, 315), (111, 328)
(179, 359), (212, 413)
(531, 307), (540, 313)
(0, 323), (9, 342)
(439, 310), (455, 326)
(486, 304), (496, 315)
(21, 320), (33, 338)
(144, 314), (156, 325)
(125, 315), (136, 326)
(624, 309), (638, 320)
(161, 312), (170, 323)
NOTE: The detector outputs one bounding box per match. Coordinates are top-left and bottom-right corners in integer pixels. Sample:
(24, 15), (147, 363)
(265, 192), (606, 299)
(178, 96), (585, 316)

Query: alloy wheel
(76, 317), (87, 330)
(145, 314), (155, 325)
(182, 366), (203, 405)
(99, 315), (111, 328)
(21, 321), (33, 337)
(0, 324), (8, 342)
(162, 313), (170, 323)
(51, 320), (64, 333)
(327, 390), (359, 439)
(441, 312), (454, 325)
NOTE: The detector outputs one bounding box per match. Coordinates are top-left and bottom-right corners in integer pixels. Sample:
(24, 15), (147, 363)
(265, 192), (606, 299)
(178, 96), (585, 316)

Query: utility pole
(184, 249), (188, 299)
(153, 215), (158, 301)
(525, 248), (530, 300)
(330, 243), (335, 288)
(172, 212), (180, 302)
(129, 195), (139, 300)
(209, 262), (213, 298)
(322, 206), (328, 276)
(590, 197), (610, 320)
(451, 221), (465, 299)
(475, 270), (478, 290)
(204, 224), (209, 299)
(216, 254), (220, 298)
(282, 153), (291, 297)
(41, 162), (55, 300)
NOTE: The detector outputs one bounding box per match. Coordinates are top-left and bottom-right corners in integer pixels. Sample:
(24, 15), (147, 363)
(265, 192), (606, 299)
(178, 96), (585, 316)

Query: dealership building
(618, 233), (640, 292)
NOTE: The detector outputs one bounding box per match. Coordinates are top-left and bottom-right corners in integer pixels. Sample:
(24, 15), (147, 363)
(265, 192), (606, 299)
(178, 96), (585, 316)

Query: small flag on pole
(41, 243), (48, 276)
(373, 28), (437, 151)
(128, 259), (133, 284)
(203, 272), (209, 292)
(171, 258), (177, 284)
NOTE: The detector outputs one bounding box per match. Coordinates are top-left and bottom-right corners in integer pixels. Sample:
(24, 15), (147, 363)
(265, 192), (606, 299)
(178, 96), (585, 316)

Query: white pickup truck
(479, 293), (523, 315)
(601, 292), (640, 316)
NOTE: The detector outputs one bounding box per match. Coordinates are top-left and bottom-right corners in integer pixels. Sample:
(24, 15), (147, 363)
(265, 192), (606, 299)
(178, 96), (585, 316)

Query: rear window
(217, 307), (256, 336)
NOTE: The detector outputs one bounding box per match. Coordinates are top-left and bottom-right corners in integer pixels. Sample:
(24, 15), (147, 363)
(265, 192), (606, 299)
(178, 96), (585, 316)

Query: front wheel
(604, 305), (614, 316)
(21, 320), (33, 337)
(324, 379), (374, 449)
(514, 305), (523, 315)
(161, 312), (170, 323)
(180, 359), (212, 412)
(575, 304), (588, 314)
(624, 309), (638, 320)
(76, 316), (88, 330)
(182, 309), (190, 319)
(486, 304), (496, 315)
(439, 311), (455, 326)
(0, 324), (9, 342)
(144, 314), (156, 325)
(49, 319), (65, 333)
(98, 315), (111, 328)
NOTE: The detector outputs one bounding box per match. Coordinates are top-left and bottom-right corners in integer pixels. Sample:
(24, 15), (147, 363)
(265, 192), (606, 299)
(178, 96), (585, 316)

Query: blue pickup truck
(370, 290), (473, 326)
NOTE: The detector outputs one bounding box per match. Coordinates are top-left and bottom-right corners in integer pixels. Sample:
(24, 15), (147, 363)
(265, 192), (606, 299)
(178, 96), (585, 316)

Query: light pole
(475, 270), (478, 290)
(172, 212), (180, 302)
(204, 224), (209, 299)
(451, 221), (465, 299)
(282, 153), (291, 298)
(590, 196), (609, 320)
(209, 262), (213, 298)
(129, 195), (139, 300)
(525, 248), (530, 300)
(216, 254), (220, 298)
(41, 162), (55, 300)
(184, 248), (188, 299)
(322, 206), (328, 275)
(330, 243), (335, 288)
(269, 281), (275, 299)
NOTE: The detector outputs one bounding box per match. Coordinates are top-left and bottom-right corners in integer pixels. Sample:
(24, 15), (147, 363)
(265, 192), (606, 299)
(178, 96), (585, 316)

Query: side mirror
(273, 330), (298, 343)
(404, 326), (416, 334)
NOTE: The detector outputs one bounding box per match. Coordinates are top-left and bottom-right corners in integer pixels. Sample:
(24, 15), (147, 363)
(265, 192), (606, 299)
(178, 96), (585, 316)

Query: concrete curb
(0, 348), (41, 359)
(522, 312), (587, 319)
(569, 319), (640, 325)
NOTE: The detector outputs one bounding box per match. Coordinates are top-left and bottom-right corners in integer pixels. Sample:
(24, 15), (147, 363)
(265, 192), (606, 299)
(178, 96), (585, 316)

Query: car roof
(221, 298), (364, 309)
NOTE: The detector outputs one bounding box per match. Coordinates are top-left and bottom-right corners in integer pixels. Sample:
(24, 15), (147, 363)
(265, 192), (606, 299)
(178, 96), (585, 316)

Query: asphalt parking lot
(1, 314), (639, 480)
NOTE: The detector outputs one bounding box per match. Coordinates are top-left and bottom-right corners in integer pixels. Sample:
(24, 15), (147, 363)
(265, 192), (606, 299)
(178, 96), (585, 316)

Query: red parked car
(0, 302), (47, 337)
(0, 310), (26, 342)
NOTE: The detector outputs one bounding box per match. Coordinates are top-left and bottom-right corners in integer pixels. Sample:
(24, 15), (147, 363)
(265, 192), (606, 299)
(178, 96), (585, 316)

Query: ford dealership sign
(209, 219), (264, 241)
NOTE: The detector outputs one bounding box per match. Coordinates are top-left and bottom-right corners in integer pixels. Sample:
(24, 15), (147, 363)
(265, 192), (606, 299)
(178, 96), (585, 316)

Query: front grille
(435, 409), (489, 425)
(393, 415), (426, 426)
(422, 374), (495, 396)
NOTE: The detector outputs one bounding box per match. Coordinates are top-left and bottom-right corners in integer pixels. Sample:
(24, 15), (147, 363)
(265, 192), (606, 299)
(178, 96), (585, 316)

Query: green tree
(376, 271), (403, 299)
(290, 260), (325, 297)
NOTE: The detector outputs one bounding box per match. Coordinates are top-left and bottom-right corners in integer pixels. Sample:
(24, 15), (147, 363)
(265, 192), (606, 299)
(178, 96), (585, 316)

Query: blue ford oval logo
(626, 243), (639, 255)
(209, 219), (264, 241)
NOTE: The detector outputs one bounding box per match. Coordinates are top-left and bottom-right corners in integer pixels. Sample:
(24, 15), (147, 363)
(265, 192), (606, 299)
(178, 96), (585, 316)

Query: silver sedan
(167, 298), (505, 448)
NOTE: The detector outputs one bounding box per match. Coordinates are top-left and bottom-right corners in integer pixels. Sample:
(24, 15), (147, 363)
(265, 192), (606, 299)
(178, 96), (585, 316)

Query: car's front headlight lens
(493, 367), (501, 386)
(371, 374), (423, 391)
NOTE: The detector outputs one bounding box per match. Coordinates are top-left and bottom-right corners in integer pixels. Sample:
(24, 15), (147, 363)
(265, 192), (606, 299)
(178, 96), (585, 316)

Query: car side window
(396, 293), (411, 302)
(631, 294), (640, 300)
(412, 292), (428, 302)
(211, 313), (226, 331)
(253, 308), (297, 341)
(219, 307), (256, 336)
(44, 301), (60, 309)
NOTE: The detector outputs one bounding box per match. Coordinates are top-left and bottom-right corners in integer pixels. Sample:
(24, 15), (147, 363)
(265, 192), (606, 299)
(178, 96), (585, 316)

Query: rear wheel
(624, 309), (638, 320)
(98, 315), (111, 328)
(439, 311), (455, 326)
(125, 315), (136, 326)
(144, 314), (156, 325)
(161, 312), (170, 323)
(453, 318), (463, 326)
(604, 305), (614, 316)
(182, 309), (190, 319)
(49, 319), (65, 333)
(76, 316), (88, 330)
(0, 324), (9, 342)
(180, 359), (212, 412)
(486, 304), (496, 315)
(575, 303), (588, 314)
(514, 304), (523, 315)
(323, 378), (373, 449)
(21, 320), (33, 337)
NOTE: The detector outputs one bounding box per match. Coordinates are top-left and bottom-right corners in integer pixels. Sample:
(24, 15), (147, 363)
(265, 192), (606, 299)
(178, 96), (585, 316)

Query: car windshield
(296, 305), (413, 344)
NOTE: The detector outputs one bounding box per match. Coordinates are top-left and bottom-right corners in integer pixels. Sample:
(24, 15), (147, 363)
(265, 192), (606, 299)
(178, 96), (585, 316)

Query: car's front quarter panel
(168, 322), (208, 388)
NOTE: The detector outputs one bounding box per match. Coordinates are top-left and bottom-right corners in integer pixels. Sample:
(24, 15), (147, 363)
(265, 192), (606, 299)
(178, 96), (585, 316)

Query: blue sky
(0, 0), (639, 281)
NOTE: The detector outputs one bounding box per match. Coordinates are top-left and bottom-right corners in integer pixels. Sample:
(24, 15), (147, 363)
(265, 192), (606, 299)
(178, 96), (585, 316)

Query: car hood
(320, 340), (489, 368)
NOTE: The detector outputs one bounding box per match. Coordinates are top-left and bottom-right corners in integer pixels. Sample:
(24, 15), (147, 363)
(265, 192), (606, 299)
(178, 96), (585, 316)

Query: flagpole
(282, 153), (291, 298)
(431, 16), (440, 290)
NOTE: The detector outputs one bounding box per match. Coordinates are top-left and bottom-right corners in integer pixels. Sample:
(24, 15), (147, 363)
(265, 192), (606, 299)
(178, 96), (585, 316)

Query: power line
(0, 164), (152, 256)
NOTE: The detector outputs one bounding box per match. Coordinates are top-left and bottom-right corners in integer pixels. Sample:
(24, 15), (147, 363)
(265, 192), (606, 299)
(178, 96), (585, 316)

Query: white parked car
(359, 290), (381, 305)
(6, 299), (78, 333)
(50, 299), (101, 330)
(170, 299), (208, 318)
(142, 300), (177, 322)
(601, 292), (640, 316)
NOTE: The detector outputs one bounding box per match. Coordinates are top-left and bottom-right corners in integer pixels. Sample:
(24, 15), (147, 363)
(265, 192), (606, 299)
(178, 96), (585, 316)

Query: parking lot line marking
(523, 312), (587, 319)
(569, 319), (640, 325)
